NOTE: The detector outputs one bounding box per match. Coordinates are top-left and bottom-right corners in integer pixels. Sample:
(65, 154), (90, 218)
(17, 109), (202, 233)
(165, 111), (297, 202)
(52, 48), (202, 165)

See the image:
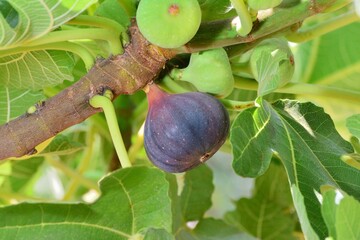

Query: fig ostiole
(169, 48), (234, 98)
(144, 84), (230, 173)
(136, 0), (202, 48)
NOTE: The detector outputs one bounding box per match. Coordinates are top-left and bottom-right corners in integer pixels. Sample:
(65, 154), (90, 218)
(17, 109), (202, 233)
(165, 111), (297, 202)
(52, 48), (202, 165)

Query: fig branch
(0, 23), (176, 160)
(0, 0), (352, 160)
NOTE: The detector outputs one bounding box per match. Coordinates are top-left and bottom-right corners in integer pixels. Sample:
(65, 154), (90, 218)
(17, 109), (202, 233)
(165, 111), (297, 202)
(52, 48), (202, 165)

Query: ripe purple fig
(144, 84), (230, 173)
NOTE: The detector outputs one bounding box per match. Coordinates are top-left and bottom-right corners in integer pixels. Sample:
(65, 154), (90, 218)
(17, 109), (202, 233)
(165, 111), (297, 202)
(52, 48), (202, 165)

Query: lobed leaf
(230, 99), (360, 238)
(0, 166), (173, 239)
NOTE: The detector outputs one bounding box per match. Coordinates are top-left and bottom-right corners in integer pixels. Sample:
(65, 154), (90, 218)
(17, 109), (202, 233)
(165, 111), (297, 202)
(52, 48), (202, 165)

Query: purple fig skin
(144, 84), (230, 173)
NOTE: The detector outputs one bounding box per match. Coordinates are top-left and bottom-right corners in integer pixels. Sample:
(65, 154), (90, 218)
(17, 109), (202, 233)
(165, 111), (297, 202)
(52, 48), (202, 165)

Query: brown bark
(0, 22), (176, 160)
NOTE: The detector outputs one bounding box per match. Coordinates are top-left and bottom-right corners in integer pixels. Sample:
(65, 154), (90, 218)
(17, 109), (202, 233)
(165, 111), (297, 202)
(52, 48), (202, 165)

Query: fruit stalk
(89, 91), (132, 168)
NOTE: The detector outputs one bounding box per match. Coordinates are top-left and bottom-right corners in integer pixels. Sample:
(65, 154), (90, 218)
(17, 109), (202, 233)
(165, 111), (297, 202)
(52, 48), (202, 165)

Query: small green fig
(247, 0), (283, 10)
(136, 0), (201, 48)
(170, 48), (234, 98)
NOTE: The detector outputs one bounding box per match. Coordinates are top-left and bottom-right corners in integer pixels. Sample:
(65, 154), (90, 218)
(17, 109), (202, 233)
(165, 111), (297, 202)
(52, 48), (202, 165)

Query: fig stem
(230, 0), (253, 36)
(89, 91), (132, 168)
(160, 75), (190, 93)
(286, 9), (359, 42)
(220, 99), (255, 111)
(234, 76), (360, 103)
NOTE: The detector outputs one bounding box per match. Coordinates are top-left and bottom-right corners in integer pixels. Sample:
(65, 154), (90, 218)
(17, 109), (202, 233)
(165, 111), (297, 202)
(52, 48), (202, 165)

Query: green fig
(247, 0), (283, 10)
(170, 48), (234, 98)
(136, 0), (201, 48)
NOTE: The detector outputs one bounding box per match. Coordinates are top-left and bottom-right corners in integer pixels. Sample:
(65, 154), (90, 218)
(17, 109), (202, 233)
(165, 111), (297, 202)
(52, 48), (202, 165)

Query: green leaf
(142, 228), (174, 240)
(294, 23), (360, 91)
(346, 114), (360, 139)
(252, 160), (293, 208)
(321, 189), (337, 238)
(0, 86), (44, 124)
(321, 189), (360, 240)
(336, 194), (360, 240)
(224, 162), (296, 240)
(291, 185), (319, 240)
(180, 165), (214, 221)
(225, 197), (296, 240)
(0, 0), (19, 28)
(250, 38), (294, 97)
(230, 99), (360, 238)
(193, 218), (256, 240)
(0, 0), (96, 48)
(0, 50), (75, 90)
(0, 166), (172, 239)
(230, 100), (274, 177)
(6, 157), (44, 192)
(39, 134), (84, 156)
(197, 0), (236, 22)
(95, 0), (131, 27)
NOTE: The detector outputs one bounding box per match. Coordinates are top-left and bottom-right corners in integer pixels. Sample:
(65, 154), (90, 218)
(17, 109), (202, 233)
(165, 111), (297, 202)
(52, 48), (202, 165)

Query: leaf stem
(181, 0), (354, 53)
(286, 9), (360, 42)
(220, 99), (255, 111)
(230, 0), (253, 36)
(25, 28), (123, 55)
(160, 76), (191, 93)
(0, 42), (95, 70)
(67, 15), (129, 43)
(89, 91), (132, 168)
(234, 76), (360, 103)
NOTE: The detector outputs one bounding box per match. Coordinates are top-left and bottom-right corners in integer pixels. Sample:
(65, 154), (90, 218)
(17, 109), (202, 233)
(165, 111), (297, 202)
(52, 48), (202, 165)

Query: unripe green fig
(247, 0), (282, 10)
(136, 0), (201, 48)
(170, 48), (234, 98)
